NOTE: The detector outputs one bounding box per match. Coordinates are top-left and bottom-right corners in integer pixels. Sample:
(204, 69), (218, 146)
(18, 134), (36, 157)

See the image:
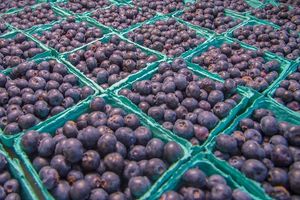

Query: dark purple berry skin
(181, 2), (242, 34)
(58, 0), (111, 14)
(120, 59), (240, 145)
(160, 167), (251, 200)
(21, 97), (184, 199)
(274, 66), (300, 112)
(0, 59), (93, 134)
(91, 5), (155, 30)
(214, 107), (300, 198)
(0, 34), (44, 71)
(127, 19), (206, 57)
(33, 17), (104, 53)
(192, 42), (281, 92)
(2, 4), (61, 30)
(0, 0), (36, 13)
(232, 24), (300, 60)
(68, 35), (158, 88)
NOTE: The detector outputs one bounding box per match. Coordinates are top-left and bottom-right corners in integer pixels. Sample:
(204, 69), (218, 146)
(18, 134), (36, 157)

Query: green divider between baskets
(0, 30), (51, 73)
(0, 55), (98, 147)
(0, 143), (38, 200)
(173, 7), (250, 37)
(184, 35), (292, 95)
(26, 15), (112, 57)
(122, 15), (214, 59)
(112, 59), (255, 154)
(1, 2), (69, 33)
(153, 153), (258, 200)
(13, 93), (192, 200)
(206, 96), (300, 200)
(59, 32), (166, 93)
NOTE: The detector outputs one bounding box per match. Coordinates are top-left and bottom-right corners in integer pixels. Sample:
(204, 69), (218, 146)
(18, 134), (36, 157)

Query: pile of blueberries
(279, 0), (300, 6)
(119, 59), (241, 145)
(68, 35), (158, 89)
(251, 4), (300, 32)
(0, 21), (9, 36)
(214, 108), (300, 199)
(33, 17), (104, 53)
(132, 0), (186, 14)
(21, 97), (184, 200)
(0, 33), (44, 71)
(0, 153), (21, 199)
(57, 0), (111, 14)
(1, 3), (61, 30)
(180, 1), (243, 34)
(273, 65), (300, 112)
(232, 24), (300, 60)
(0, 0), (35, 13)
(91, 5), (156, 31)
(222, 0), (252, 13)
(160, 167), (252, 200)
(191, 42), (281, 92)
(127, 18), (207, 57)
(0, 59), (94, 135)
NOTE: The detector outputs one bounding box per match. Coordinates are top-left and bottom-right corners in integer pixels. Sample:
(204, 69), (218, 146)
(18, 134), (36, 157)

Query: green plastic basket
(154, 153), (259, 200)
(0, 143), (38, 200)
(184, 35), (292, 95)
(27, 16), (112, 57)
(13, 93), (192, 200)
(0, 55), (98, 147)
(173, 7), (250, 36)
(122, 15), (214, 59)
(112, 58), (254, 153)
(206, 96), (300, 200)
(0, 30), (50, 73)
(60, 33), (165, 93)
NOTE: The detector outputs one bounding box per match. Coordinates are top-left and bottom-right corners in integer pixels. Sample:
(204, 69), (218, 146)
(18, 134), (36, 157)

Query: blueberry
(89, 188), (108, 200)
(62, 138), (84, 163)
(271, 145), (293, 167)
(115, 127), (136, 148)
(123, 161), (142, 180)
(128, 176), (151, 198)
(182, 168), (206, 188)
(51, 181), (70, 200)
(216, 134), (238, 155)
(197, 111), (219, 130)
(163, 141), (183, 164)
(241, 159), (268, 182)
(97, 134), (117, 156)
(67, 170), (84, 185)
(260, 116), (279, 136)
(33, 157), (49, 172)
(146, 138), (164, 158)
(210, 184), (232, 200)
(241, 140), (265, 159)
(160, 191), (183, 200)
(39, 166), (59, 190)
(128, 145), (147, 161)
(104, 153), (124, 174)
(267, 167), (288, 186)
(70, 179), (91, 200)
(38, 137), (55, 157)
(100, 171), (120, 193)
(232, 189), (252, 200)
(289, 169), (300, 194)
(134, 126), (152, 145)
(145, 158), (167, 181)
(82, 150), (100, 172)
(173, 119), (194, 139)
